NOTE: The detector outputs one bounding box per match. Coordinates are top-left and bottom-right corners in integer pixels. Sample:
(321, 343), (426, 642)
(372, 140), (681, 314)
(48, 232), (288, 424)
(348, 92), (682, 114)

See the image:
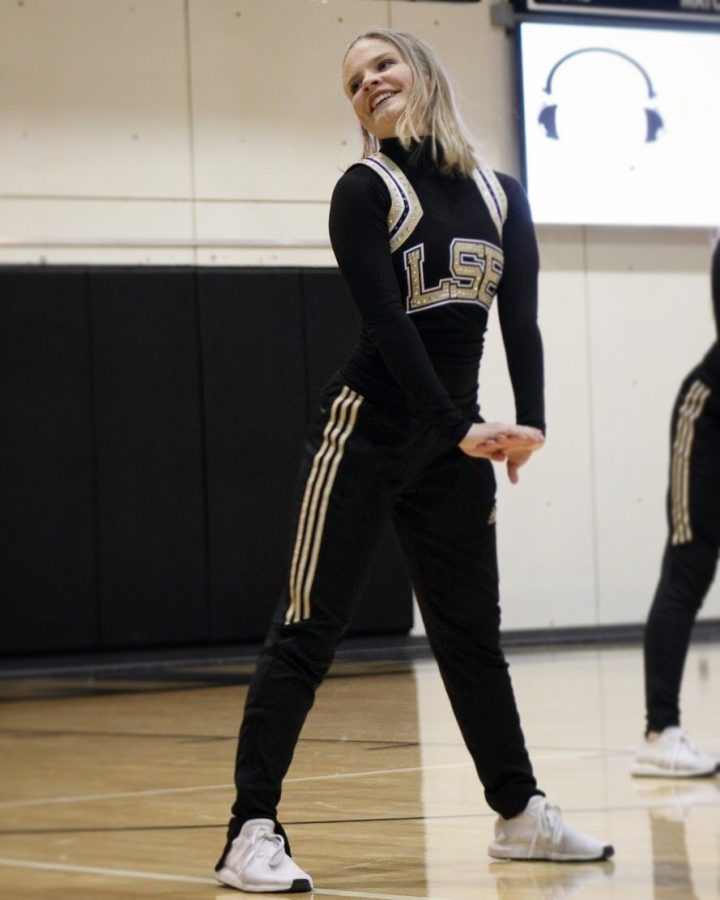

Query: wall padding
(89, 268), (209, 647)
(0, 265), (412, 655)
(0, 269), (97, 653)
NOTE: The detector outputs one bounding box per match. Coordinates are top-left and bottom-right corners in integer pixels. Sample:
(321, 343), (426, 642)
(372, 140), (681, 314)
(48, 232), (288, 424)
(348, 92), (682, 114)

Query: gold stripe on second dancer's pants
(670, 379), (710, 545)
(285, 387), (363, 624)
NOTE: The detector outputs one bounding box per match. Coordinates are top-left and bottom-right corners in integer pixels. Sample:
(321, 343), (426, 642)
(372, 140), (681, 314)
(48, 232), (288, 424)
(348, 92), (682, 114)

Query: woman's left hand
(506, 447), (536, 484)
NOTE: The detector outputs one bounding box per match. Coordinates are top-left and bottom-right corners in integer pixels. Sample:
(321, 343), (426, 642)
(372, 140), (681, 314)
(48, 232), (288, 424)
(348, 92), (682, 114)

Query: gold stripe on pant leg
(670, 381), (710, 546)
(677, 382), (709, 544)
(286, 386), (351, 625)
(286, 388), (362, 624)
(670, 386), (695, 544)
(670, 383), (696, 543)
(291, 391), (357, 620)
(301, 393), (363, 620)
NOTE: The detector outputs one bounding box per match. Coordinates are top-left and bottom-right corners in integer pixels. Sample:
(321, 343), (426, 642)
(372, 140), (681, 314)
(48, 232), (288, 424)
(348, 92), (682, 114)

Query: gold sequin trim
(359, 153), (423, 252)
(473, 163), (507, 241)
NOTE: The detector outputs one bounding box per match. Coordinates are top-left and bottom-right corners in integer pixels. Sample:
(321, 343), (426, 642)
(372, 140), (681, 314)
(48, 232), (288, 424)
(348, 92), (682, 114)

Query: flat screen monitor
(516, 19), (720, 226)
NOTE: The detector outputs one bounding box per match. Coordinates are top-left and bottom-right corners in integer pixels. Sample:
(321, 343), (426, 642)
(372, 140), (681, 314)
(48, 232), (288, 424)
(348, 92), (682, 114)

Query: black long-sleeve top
(329, 138), (544, 443)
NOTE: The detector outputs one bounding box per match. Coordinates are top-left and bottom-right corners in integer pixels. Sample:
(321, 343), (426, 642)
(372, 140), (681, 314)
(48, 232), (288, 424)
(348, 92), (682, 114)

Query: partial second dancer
(215, 28), (614, 893)
(632, 239), (720, 779)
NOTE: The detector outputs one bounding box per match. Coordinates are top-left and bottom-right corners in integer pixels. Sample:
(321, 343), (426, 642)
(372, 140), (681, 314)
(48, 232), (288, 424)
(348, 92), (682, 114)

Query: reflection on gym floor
(0, 640), (718, 898)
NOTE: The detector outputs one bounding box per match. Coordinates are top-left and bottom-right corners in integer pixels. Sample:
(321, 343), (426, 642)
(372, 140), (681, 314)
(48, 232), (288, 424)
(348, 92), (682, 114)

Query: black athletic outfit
(644, 241), (720, 734)
(219, 138), (545, 862)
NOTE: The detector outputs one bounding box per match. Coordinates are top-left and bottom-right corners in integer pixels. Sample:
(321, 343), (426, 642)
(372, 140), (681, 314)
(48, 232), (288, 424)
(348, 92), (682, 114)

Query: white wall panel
(482, 228), (597, 630)
(188, 0), (388, 203)
(0, 0), (192, 198)
(0, 198), (194, 265)
(194, 199), (334, 267)
(585, 229), (717, 624)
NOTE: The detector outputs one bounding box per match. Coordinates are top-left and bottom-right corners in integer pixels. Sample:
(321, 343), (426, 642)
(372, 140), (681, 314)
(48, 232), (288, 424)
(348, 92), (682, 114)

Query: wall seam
(182, 0), (199, 266)
(582, 228), (602, 628)
(84, 269), (103, 644)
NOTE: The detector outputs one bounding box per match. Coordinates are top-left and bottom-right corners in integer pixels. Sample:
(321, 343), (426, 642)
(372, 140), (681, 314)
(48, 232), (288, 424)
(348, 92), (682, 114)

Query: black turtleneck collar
(379, 136), (444, 173)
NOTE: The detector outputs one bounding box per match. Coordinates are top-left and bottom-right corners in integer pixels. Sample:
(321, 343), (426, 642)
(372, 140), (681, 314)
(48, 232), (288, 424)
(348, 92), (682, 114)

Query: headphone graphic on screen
(538, 47), (664, 143)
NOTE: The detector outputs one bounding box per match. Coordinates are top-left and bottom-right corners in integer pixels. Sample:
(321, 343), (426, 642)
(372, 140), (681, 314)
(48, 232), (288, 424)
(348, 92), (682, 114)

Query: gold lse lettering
(404, 239), (504, 312)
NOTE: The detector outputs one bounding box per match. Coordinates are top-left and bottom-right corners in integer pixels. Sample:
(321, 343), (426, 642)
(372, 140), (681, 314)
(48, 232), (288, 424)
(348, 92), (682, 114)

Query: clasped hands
(458, 422), (544, 484)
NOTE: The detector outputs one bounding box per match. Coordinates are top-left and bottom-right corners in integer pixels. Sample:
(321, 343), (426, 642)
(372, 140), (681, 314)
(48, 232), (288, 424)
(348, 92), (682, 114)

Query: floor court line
(0, 857), (443, 900)
(0, 782), (236, 809)
(0, 750), (616, 810)
(0, 764), (470, 809)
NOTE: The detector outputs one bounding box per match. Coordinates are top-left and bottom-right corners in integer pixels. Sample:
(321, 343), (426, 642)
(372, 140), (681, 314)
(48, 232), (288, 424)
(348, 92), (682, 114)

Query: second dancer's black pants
(225, 376), (538, 844)
(644, 367), (720, 734)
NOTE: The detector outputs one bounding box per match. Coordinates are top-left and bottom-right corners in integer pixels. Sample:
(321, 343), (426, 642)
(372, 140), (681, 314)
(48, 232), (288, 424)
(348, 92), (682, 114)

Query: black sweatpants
(224, 376), (538, 846)
(644, 368), (720, 734)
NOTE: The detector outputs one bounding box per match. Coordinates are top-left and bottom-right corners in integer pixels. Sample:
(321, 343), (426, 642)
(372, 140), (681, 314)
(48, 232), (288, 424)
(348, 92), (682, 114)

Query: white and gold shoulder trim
(473, 163), (507, 240)
(358, 152), (423, 253)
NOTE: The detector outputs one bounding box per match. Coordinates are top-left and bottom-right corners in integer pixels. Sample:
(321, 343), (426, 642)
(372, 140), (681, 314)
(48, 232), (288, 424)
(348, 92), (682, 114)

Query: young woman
(632, 239), (720, 778)
(215, 29), (613, 893)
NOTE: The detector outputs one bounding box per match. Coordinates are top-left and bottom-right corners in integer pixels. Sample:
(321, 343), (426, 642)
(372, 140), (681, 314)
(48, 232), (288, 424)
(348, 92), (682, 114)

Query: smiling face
(342, 37), (415, 140)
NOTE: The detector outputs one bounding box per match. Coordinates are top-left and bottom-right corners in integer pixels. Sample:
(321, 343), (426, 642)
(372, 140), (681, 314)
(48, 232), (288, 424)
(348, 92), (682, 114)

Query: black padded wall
(0, 265), (413, 656)
(89, 269), (208, 647)
(0, 269), (97, 653)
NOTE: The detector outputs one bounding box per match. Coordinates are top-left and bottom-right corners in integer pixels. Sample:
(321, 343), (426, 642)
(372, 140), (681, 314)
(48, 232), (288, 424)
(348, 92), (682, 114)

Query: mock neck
(379, 136), (442, 173)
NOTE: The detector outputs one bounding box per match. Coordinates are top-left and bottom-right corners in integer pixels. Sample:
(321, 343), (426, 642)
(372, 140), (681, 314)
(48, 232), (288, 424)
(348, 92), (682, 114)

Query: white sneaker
(215, 819), (313, 893)
(488, 796), (614, 862)
(631, 727), (718, 778)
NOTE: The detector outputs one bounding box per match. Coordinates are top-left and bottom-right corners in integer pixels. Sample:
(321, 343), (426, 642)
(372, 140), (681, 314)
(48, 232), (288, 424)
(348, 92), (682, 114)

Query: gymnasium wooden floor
(1, 639), (719, 899)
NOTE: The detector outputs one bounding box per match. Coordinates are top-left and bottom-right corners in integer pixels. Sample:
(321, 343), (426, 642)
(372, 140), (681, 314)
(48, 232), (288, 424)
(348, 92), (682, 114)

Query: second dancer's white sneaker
(631, 727), (718, 778)
(215, 819), (313, 893)
(488, 796), (614, 862)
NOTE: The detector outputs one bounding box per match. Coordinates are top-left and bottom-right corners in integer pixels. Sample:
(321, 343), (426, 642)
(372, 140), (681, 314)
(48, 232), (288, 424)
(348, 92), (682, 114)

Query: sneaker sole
(215, 867), (312, 893)
(630, 762), (718, 778)
(488, 844), (614, 863)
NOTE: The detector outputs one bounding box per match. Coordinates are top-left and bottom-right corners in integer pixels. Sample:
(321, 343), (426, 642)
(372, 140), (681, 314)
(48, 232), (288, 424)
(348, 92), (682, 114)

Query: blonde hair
(344, 28), (480, 176)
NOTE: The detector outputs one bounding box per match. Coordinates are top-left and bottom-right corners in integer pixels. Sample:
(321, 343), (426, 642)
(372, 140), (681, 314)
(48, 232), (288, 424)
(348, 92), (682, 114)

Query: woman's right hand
(458, 422), (544, 460)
